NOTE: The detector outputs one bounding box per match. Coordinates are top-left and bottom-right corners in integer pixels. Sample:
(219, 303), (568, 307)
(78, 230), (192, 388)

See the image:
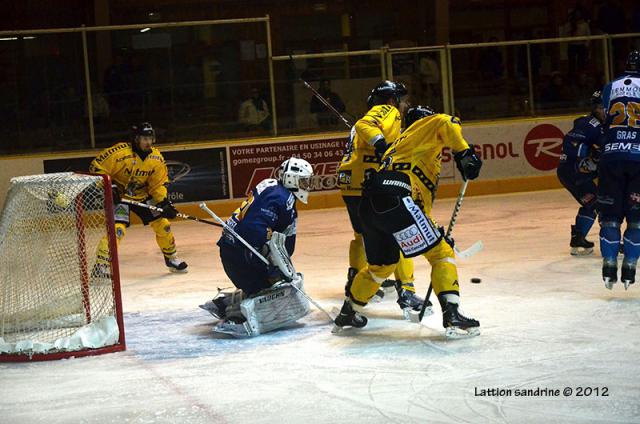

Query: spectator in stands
(419, 54), (441, 106)
(238, 87), (272, 132)
(309, 79), (346, 128)
(567, 8), (591, 77)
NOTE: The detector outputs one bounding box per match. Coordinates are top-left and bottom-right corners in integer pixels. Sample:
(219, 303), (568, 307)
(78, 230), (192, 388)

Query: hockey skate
(602, 260), (618, 290)
(164, 255), (188, 273)
(332, 300), (368, 333)
(199, 296), (229, 320)
(213, 316), (254, 337)
(199, 288), (244, 320)
(440, 297), (480, 338)
(621, 264), (636, 291)
(396, 283), (433, 321)
(343, 267), (358, 297)
(570, 225), (594, 256)
(369, 279), (397, 303)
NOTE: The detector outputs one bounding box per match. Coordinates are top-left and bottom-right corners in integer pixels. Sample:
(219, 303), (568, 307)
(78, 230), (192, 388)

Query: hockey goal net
(0, 172), (125, 361)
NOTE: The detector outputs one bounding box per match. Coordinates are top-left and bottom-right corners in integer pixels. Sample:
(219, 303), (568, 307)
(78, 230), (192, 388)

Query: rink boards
(0, 115), (576, 217)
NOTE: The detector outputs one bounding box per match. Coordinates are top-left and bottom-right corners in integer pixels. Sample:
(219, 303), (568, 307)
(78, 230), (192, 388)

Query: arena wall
(0, 115), (576, 218)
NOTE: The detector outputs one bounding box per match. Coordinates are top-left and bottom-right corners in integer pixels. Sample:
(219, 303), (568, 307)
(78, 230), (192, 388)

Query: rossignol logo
(245, 162), (339, 195)
(523, 124), (564, 171)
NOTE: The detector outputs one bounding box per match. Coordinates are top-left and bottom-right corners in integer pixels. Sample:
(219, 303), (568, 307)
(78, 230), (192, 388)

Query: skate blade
(168, 267), (189, 274)
(445, 326), (480, 339)
(405, 306), (433, 323)
(622, 280), (634, 290)
(198, 304), (223, 320)
(603, 278), (616, 290)
(571, 247), (593, 256)
(213, 321), (254, 337)
(331, 324), (364, 334)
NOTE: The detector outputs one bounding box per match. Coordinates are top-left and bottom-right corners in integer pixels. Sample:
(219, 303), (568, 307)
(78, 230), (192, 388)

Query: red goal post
(0, 172), (125, 361)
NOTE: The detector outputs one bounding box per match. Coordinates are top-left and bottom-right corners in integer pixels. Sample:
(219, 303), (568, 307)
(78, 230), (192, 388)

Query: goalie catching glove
(157, 198), (178, 219)
(454, 145), (482, 181)
(266, 231), (295, 282)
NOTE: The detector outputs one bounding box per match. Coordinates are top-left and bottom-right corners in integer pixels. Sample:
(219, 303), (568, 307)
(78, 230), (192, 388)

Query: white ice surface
(1, 189), (639, 424)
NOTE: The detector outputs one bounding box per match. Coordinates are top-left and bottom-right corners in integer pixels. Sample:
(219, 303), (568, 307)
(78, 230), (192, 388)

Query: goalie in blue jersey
(200, 157), (315, 336)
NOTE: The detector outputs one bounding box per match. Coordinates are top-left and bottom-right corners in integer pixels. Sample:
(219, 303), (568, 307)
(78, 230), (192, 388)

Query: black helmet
(625, 50), (640, 74)
(366, 80), (408, 109)
(404, 105), (435, 128)
(590, 90), (603, 107)
(132, 122), (155, 139)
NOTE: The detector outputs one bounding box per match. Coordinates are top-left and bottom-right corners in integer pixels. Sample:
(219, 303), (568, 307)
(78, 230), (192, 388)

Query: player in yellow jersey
(90, 122), (188, 274)
(337, 81), (423, 315)
(334, 106), (482, 338)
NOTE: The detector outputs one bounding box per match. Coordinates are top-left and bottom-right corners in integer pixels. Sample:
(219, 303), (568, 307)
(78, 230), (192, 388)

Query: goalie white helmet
(279, 157), (314, 204)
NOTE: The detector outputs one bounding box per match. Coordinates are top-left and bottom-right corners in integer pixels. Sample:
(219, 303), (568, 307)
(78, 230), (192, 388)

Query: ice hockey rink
(2, 188), (640, 424)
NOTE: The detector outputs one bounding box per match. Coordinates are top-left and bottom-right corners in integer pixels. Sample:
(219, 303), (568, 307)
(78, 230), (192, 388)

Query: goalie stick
(199, 202), (336, 322)
(119, 198), (222, 228)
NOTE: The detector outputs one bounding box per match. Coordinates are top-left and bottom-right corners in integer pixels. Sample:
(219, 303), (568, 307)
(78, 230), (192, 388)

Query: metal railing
(0, 17), (638, 155)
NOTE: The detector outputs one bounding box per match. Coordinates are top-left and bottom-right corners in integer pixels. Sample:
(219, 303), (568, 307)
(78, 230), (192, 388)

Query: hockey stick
(416, 179), (482, 322)
(199, 202), (336, 322)
(120, 198), (222, 228)
(289, 55), (353, 129)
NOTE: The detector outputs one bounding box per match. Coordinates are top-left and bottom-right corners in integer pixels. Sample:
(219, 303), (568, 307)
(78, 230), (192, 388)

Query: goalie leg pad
(267, 231), (295, 281)
(214, 274), (310, 337)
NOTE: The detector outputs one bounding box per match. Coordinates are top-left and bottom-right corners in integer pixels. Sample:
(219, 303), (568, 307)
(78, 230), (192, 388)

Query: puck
(470, 277), (482, 284)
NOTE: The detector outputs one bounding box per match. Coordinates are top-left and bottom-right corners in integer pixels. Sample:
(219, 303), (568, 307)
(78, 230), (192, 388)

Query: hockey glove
(454, 145), (482, 181)
(111, 184), (122, 205)
(373, 138), (388, 161)
(439, 226), (455, 249)
(157, 198), (178, 219)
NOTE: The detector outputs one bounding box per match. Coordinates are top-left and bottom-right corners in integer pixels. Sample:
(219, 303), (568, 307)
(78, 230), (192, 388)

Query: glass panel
(610, 36), (640, 78)
(451, 44), (532, 120)
(390, 50), (445, 113)
(0, 33), (89, 154)
(531, 39), (608, 116)
(86, 21), (271, 147)
(273, 53), (383, 134)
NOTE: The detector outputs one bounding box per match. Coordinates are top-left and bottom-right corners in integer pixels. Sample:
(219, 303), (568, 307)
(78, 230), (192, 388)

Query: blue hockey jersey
(601, 73), (640, 162)
(218, 179), (297, 255)
(559, 114), (603, 174)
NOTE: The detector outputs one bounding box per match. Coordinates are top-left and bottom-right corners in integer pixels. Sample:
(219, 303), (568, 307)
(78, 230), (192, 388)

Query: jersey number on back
(609, 101), (640, 128)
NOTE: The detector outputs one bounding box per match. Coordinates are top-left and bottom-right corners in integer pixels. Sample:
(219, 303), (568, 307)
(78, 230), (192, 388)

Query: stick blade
(455, 240), (483, 259)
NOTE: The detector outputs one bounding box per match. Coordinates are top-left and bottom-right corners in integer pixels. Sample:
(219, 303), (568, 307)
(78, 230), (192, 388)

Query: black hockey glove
(454, 145), (482, 181)
(439, 226), (455, 249)
(373, 138), (388, 161)
(111, 184), (122, 205)
(157, 198), (178, 219)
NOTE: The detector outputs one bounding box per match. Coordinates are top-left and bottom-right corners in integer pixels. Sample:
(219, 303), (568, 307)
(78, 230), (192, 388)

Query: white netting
(0, 172), (123, 358)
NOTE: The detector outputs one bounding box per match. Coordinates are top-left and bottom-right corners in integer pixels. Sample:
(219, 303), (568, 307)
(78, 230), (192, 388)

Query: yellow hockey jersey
(380, 114), (470, 215)
(337, 104), (402, 196)
(90, 142), (169, 202)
